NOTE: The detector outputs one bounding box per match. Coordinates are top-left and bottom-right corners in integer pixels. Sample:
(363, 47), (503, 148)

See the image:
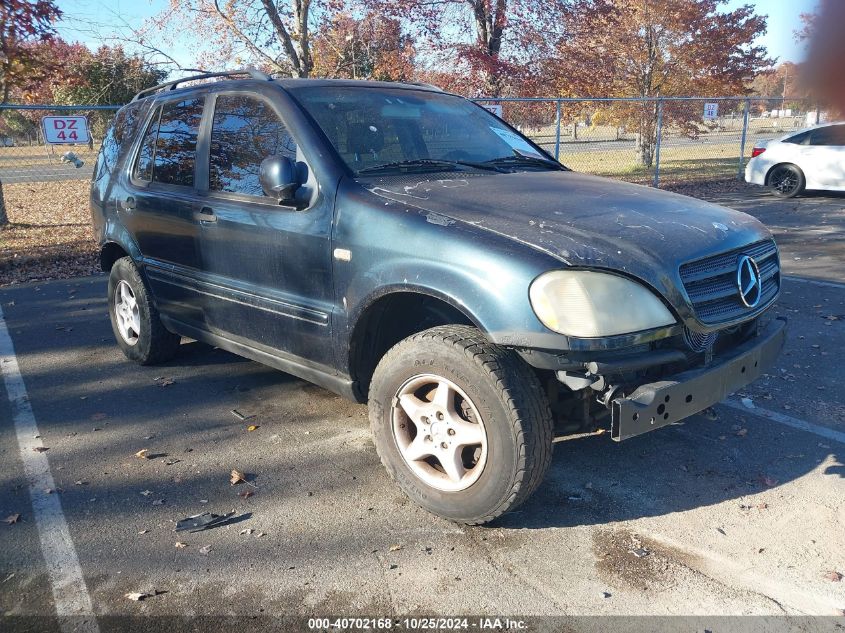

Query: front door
(192, 91), (335, 368)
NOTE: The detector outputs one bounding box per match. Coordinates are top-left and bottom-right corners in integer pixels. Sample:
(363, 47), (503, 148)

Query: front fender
(333, 179), (576, 353)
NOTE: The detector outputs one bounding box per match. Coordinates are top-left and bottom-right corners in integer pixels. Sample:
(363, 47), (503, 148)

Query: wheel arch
(347, 289), (480, 402)
(765, 161), (805, 185)
(98, 216), (144, 272)
(99, 241), (130, 272)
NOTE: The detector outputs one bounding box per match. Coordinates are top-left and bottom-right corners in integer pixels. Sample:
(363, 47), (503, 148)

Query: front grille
(679, 239), (780, 325)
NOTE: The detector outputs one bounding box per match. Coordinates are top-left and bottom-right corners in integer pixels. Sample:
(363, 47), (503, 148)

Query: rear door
(122, 95), (207, 327)
(191, 90), (335, 367)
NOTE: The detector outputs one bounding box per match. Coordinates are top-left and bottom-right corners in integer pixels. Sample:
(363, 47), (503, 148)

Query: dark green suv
(91, 70), (786, 524)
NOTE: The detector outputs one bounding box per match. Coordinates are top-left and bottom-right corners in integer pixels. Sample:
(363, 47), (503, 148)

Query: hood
(362, 170), (772, 301)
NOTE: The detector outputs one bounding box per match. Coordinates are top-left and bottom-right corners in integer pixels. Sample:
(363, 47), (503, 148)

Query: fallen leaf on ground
(823, 571), (843, 582)
(74, 480), (87, 486)
(124, 590), (164, 601)
(199, 545), (211, 555)
(230, 469), (246, 485)
(140, 490), (152, 496)
(3, 514), (21, 525)
(32, 446), (49, 453)
(246, 425), (259, 432)
(152, 499), (165, 506)
(255, 532), (265, 537)
(238, 490), (254, 499)
(239, 528), (254, 535)
(174, 542), (187, 549)
(135, 449), (149, 459)
(138, 530), (148, 535)
(389, 544), (402, 552)
(735, 428), (748, 437)
(158, 378), (175, 387)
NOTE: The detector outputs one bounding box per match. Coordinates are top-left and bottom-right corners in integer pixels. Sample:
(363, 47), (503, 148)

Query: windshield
(289, 86), (557, 175)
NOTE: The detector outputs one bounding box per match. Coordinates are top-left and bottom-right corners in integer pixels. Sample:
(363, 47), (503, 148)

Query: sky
(54, 0), (820, 71)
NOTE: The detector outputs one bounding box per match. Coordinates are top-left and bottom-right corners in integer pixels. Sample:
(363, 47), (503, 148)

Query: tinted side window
(783, 131), (809, 145)
(134, 107), (160, 182)
(809, 125), (845, 146)
(94, 102), (145, 181)
(153, 98), (203, 186)
(209, 95), (297, 197)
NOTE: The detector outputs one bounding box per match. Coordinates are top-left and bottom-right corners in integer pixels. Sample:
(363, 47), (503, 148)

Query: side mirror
(259, 155), (300, 204)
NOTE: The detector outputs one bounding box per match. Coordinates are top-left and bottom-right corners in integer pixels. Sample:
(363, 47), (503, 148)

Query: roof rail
(405, 82), (443, 91)
(131, 68), (273, 102)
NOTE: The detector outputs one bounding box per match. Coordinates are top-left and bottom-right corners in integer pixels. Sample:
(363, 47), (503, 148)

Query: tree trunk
(0, 180), (8, 228)
(635, 101), (659, 167)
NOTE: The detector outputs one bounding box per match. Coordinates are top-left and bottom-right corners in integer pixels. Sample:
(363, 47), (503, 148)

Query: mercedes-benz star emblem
(736, 255), (762, 308)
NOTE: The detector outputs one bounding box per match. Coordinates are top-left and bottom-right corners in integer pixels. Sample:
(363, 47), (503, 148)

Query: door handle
(193, 206), (217, 223)
(122, 196), (136, 211)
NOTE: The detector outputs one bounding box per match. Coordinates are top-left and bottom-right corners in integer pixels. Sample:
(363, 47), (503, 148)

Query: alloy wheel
(114, 280), (141, 346)
(391, 374), (488, 492)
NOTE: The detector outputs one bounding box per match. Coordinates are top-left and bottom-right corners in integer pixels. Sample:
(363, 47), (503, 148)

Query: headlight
(529, 270), (675, 337)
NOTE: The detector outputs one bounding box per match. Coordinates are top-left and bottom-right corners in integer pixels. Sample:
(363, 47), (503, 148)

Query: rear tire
(108, 256), (181, 365)
(767, 163), (805, 198)
(368, 325), (554, 525)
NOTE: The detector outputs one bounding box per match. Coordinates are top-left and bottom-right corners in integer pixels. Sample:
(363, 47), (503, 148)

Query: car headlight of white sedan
(529, 270), (676, 337)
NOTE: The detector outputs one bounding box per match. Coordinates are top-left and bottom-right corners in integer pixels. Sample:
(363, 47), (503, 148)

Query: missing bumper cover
(610, 317), (786, 441)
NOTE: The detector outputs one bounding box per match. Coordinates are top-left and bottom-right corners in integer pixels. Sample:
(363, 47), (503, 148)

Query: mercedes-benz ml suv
(91, 70), (786, 524)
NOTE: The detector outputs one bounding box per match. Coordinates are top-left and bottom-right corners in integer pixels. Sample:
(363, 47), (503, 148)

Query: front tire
(108, 256), (181, 365)
(368, 325), (554, 525)
(767, 163), (805, 198)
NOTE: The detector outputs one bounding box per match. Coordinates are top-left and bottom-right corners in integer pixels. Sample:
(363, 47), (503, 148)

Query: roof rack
(131, 68), (273, 102)
(405, 82), (443, 91)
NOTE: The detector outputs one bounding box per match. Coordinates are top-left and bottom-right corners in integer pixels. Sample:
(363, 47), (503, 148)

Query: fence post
(554, 100), (562, 161)
(653, 98), (664, 188)
(737, 97), (751, 180)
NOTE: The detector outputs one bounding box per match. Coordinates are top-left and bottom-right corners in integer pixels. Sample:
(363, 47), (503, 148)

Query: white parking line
(722, 398), (845, 445)
(784, 275), (845, 290)
(0, 305), (99, 632)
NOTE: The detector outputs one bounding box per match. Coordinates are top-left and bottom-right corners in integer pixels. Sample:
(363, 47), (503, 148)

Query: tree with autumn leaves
(0, 0), (799, 174)
(550, 0), (770, 166)
(0, 0), (62, 227)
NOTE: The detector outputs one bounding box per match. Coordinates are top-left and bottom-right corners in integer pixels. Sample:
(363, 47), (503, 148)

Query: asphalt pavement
(1, 187), (844, 631)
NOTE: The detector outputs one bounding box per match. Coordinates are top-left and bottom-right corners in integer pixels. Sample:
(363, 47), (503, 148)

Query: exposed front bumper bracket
(611, 317), (787, 441)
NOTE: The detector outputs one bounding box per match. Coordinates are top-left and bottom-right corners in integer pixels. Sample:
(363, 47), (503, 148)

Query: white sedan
(745, 122), (845, 197)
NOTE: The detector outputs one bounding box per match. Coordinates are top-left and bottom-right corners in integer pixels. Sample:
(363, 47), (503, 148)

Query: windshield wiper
(357, 158), (503, 175)
(482, 149), (566, 171)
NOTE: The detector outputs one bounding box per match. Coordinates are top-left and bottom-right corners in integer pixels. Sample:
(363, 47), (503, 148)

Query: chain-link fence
(0, 97), (822, 196)
(473, 96), (819, 187)
(0, 104), (119, 190)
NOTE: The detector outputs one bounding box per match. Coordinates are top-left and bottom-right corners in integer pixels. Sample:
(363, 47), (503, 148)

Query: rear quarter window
(93, 102), (147, 181)
(783, 131), (809, 145)
(131, 97), (204, 187)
